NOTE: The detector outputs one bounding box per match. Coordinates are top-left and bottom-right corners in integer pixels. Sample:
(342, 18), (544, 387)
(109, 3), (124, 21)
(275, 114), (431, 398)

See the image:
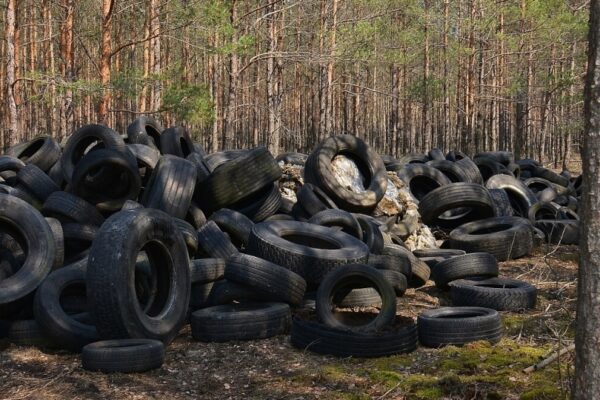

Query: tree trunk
(60, 0), (74, 138)
(5, 0), (18, 147)
(266, 0), (282, 155)
(574, 1), (600, 397)
(224, 0), (238, 149)
(98, 0), (115, 123)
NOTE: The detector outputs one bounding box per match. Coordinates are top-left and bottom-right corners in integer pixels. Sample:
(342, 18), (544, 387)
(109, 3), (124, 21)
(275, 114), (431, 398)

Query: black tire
(230, 182), (282, 222)
(397, 164), (451, 202)
(160, 126), (196, 158)
(186, 202), (207, 229)
(449, 278), (537, 311)
(428, 148), (445, 161)
(276, 152), (307, 166)
(61, 124), (133, 182)
(225, 253), (307, 306)
(367, 253), (412, 279)
(0, 155), (25, 175)
(33, 262), (99, 351)
(488, 188), (514, 217)
(474, 151), (514, 165)
(380, 269), (408, 296)
(332, 287), (382, 307)
(128, 143), (160, 181)
(190, 258), (226, 284)
(417, 307), (502, 347)
(534, 219), (579, 245)
(448, 216), (533, 261)
(121, 199), (143, 210)
(418, 183), (495, 229)
(290, 317), (417, 358)
(308, 209), (363, 240)
(204, 150), (247, 172)
(397, 153), (429, 165)
(304, 135), (387, 212)
(6, 136), (61, 172)
(45, 217), (64, 269)
(209, 208), (254, 247)
(431, 252), (498, 289)
(355, 214), (385, 254)
(455, 157), (484, 184)
(196, 220), (239, 259)
(87, 209), (190, 344)
(296, 183), (338, 217)
(127, 116), (163, 149)
(0, 195), (55, 306)
(381, 244), (430, 287)
(524, 177), (570, 196)
(316, 264), (396, 332)
(247, 220), (369, 286)
(186, 152), (211, 183)
(47, 159), (65, 187)
(195, 147), (281, 214)
(446, 150), (468, 162)
(16, 164), (60, 202)
(190, 302), (291, 342)
(507, 163), (521, 179)
(173, 218), (198, 256)
(141, 155), (197, 219)
(42, 191), (105, 226)
(474, 157), (511, 181)
(7, 319), (55, 347)
(412, 248), (466, 258)
(82, 339), (165, 373)
(485, 174), (537, 217)
(527, 202), (563, 222)
(206, 280), (268, 306)
(70, 148), (142, 212)
(189, 281), (216, 309)
(426, 160), (471, 183)
(532, 166), (570, 187)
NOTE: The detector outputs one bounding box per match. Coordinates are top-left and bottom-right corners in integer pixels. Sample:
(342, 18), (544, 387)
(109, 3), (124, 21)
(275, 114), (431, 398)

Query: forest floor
(0, 243), (577, 400)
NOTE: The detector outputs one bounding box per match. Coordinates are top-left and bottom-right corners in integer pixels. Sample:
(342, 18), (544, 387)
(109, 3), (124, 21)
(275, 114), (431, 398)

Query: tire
(45, 217), (64, 269)
(247, 220), (370, 286)
(381, 244), (430, 287)
(87, 209), (190, 344)
(42, 191), (105, 226)
(485, 174), (537, 217)
(7, 319), (55, 347)
(82, 339), (165, 373)
(532, 166), (570, 187)
(380, 269), (408, 296)
(190, 302), (291, 342)
(209, 208), (254, 248)
(196, 220), (239, 259)
(431, 252), (498, 289)
(296, 183), (338, 217)
(33, 262), (99, 351)
(534, 219), (579, 245)
(225, 253), (307, 306)
(426, 160), (471, 182)
(189, 281), (216, 309)
(230, 183), (282, 222)
(488, 188), (515, 217)
(121, 199), (143, 210)
(449, 278), (537, 311)
(186, 153), (211, 183)
(316, 264), (396, 332)
(15, 164), (60, 202)
(397, 164), (451, 202)
(418, 183), (495, 229)
(527, 202), (563, 222)
(448, 216), (533, 261)
(507, 163), (521, 179)
(367, 253), (412, 279)
(160, 126), (196, 158)
(474, 151), (514, 165)
(524, 177), (570, 196)
(290, 317), (417, 358)
(397, 153), (429, 165)
(204, 150), (248, 172)
(417, 307), (502, 347)
(428, 148), (445, 161)
(196, 147), (281, 214)
(332, 287), (382, 307)
(190, 258), (225, 284)
(355, 214), (385, 254)
(304, 135), (387, 212)
(70, 148), (142, 212)
(61, 124), (133, 182)
(0, 195), (55, 306)
(455, 157), (483, 184)
(141, 155), (197, 219)
(276, 152), (307, 166)
(308, 209), (363, 240)
(412, 248), (466, 258)
(474, 157), (510, 181)
(0, 155), (25, 177)
(47, 159), (65, 187)
(173, 218), (198, 256)
(186, 202), (207, 229)
(127, 116), (163, 149)
(446, 150), (468, 162)
(6, 136), (61, 172)
(128, 143), (160, 182)
(206, 280), (268, 306)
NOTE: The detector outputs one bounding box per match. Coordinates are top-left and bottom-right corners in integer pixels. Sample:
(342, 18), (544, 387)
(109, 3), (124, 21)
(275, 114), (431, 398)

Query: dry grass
(0, 244), (578, 400)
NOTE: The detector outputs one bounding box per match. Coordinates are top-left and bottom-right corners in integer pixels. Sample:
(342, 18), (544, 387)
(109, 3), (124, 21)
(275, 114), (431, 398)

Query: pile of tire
(0, 123), (575, 369)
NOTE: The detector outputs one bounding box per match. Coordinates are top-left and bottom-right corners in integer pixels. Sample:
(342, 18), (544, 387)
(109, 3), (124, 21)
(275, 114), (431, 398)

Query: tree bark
(98, 0), (115, 123)
(5, 0), (18, 147)
(266, 0), (282, 155)
(575, 1), (600, 397)
(224, 0), (239, 149)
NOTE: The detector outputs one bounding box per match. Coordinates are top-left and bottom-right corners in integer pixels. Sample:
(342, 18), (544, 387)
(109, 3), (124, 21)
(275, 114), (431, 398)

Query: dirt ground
(0, 243), (577, 400)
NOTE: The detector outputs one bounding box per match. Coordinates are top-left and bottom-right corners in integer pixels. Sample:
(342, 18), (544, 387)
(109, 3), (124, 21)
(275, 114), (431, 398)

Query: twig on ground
(523, 343), (575, 373)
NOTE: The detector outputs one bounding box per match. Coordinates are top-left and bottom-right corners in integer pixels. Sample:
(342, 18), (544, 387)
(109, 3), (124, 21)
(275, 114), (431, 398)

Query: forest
(0, 0), (589, 166)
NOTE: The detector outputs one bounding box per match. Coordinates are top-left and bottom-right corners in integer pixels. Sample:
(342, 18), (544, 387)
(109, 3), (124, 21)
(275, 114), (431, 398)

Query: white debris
(331, 155), (366, 193)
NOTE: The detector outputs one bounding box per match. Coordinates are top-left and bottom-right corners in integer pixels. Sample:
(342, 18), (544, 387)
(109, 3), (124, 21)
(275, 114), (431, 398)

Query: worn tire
(82, 339), (165, 373)
(431, 252), (498, 289)
(209, 208), (254, 248)
(160, 126), (196, 158)
(42, 191), (105, 226)
(485, 174), (537, 217)
(196, 220), (239, 259)
(397, 164), (451, 202)
(449, 278), (537, 311)
(6, 136), (61, 172)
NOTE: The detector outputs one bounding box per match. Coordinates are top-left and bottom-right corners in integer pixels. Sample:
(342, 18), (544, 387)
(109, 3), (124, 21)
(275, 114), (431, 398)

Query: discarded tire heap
(0, 121), (579, 371)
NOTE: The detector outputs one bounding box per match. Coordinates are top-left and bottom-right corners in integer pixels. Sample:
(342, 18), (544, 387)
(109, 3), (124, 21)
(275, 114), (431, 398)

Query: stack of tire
(0, 123), (577, 369)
